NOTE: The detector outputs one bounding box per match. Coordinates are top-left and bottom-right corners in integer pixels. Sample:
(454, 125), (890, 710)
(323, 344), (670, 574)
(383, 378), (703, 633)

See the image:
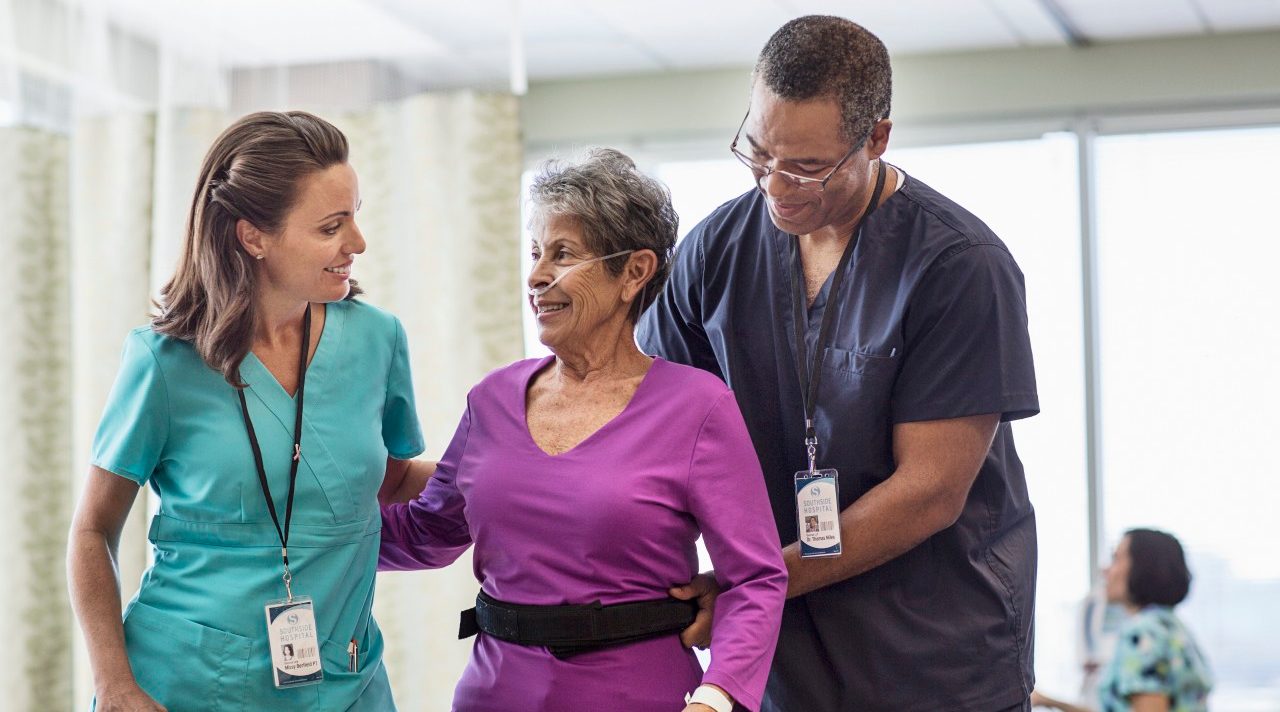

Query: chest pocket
(814, 347), (899, 502)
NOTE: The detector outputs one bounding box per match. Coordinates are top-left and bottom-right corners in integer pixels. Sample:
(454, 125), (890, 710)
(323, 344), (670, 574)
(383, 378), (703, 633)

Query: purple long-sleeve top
(380, 356), (787, 711)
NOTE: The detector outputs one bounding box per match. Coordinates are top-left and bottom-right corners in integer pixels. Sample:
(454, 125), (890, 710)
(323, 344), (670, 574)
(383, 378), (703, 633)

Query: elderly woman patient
(379, 149), (787, 712)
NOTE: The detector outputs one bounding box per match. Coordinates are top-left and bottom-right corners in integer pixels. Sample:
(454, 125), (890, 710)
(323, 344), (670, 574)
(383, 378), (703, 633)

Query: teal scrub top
(91, 299), (424, 712)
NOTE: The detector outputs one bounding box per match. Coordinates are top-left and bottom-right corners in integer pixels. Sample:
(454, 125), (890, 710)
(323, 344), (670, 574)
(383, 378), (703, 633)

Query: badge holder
(794, 437), (842, 558)
(264, 564), (323, 688)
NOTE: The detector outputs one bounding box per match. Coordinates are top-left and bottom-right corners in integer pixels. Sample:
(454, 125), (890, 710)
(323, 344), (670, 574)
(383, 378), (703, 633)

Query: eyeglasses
(729, 110), (861, 193)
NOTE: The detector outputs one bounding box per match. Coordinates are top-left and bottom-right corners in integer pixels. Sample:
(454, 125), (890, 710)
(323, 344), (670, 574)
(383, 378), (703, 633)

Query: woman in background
(1033, 528), (1212, 712)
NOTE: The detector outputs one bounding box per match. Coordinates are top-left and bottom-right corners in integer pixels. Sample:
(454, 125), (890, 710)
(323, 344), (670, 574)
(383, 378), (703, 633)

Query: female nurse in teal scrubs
(67, 111), (432, 711)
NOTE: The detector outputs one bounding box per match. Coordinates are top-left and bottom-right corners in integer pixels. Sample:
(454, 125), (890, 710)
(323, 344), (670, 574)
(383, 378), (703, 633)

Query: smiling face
(739, 81), (891, 238)
(252, 162), (365, 305)
(527, 213), (634, 353)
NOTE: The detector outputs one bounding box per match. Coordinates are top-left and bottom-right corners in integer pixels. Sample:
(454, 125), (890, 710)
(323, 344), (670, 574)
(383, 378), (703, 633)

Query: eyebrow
(744, 132), (834, 166)
(316, 210), (352, 223)
(317, 199), (361, 224)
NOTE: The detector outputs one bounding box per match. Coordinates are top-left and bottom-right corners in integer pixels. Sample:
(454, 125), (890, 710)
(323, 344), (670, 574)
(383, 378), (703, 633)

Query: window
(1096, 126), (1280, 709)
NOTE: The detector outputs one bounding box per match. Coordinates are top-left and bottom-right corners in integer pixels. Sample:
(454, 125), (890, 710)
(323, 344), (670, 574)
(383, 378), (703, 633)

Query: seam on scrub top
(683, 388), (735, 514)
(900, 185), (1013, 254)
(137, 329), (173, 463)
(382, 315), (404, 421)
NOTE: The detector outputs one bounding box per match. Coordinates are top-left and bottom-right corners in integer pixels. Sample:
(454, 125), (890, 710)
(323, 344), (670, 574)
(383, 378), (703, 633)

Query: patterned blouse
(1099, 606), (1213, 712)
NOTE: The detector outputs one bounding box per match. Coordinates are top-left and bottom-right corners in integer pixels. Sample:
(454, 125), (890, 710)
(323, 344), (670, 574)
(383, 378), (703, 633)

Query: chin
(768, 213), (814, 236)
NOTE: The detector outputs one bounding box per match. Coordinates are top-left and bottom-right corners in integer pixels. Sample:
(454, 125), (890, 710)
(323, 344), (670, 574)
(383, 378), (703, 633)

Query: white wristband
(685, 684), (734, 712)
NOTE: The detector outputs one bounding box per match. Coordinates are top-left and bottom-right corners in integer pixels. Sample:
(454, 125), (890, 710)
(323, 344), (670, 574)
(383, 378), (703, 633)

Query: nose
(346, 220), (367, 255)
(759, 168), (794, 198)
(527, 253), (555, 296)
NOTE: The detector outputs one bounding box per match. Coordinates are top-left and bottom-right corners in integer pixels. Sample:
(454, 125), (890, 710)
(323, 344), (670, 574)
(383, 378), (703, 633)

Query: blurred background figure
(1076, 581), (1128, 705)
(1033, 528), (1212, 712)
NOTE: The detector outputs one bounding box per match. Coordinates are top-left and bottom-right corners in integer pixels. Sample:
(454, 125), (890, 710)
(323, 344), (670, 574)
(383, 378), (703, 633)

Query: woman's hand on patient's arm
(379, 457), (437, 504)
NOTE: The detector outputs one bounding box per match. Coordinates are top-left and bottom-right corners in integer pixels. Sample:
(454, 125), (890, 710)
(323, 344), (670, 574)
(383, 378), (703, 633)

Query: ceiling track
(1035, 0), (1092, 47)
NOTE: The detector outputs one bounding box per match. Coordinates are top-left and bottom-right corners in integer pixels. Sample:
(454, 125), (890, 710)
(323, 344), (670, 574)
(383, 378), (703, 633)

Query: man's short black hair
(754, 15), (892, 148)
(1126, 528), (1193, 607)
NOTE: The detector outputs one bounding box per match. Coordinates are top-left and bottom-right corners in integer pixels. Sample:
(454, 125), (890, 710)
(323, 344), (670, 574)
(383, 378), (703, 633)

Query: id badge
(794, 469), (842, 558)
(265, 596), (324, 688)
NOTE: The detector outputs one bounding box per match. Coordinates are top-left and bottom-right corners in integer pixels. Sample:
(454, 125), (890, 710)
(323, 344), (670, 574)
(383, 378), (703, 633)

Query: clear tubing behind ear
(527, 250), (634, 296)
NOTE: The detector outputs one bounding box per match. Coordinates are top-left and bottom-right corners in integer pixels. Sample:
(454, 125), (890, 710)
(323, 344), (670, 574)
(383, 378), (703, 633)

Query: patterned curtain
(0, 90), (520, 711)
(0, 126), (72, 711)
(341, 91), (524, 710)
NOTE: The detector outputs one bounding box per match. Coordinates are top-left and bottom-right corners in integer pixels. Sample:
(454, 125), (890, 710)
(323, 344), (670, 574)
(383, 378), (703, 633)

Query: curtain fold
(68, 110), (158, 711)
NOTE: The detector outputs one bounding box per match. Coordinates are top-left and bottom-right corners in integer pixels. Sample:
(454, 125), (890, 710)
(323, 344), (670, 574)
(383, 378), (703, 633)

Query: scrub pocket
(816, 346), (899, 494)
(121, 602), (253, 712)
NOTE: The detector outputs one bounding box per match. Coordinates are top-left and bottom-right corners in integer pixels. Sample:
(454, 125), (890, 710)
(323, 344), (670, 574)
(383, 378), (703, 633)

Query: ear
(866, 119), (893, 160)
(236, 218), (268, 259)
(619, 249), (659, 305)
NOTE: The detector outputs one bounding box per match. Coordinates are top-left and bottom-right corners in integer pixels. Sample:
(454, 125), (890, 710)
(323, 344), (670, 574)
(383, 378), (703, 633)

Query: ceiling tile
(1193, 0), (1280, 33)
(1051, 0), (1206, 41)
(984, 0), (1074, 45)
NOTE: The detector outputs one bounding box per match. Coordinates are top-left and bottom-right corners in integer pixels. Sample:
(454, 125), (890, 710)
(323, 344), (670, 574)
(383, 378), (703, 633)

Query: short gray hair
(528, 148), (678, 322)
(754, 15), (892, 148)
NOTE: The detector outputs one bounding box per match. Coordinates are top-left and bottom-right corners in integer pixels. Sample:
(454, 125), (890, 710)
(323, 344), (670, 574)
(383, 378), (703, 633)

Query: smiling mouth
(324, 265), (350, 275)
(770, 199), (807, 214)
(535, 303), (566, 314)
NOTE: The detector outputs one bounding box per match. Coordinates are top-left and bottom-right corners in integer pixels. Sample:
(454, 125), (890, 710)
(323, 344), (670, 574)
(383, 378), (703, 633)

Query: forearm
(394, 460), (435, 502)
(783, 465), (961, 598)
(378, 498), (471, 571)
(1033, 691), (1095, 712)
(67, 527), (137, 693)
(378, 458), (436, 505)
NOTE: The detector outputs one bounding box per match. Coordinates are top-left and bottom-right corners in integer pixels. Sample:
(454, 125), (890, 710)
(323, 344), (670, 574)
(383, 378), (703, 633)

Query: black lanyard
(238, 304), (311, 600)
(789, 160), (888, 472)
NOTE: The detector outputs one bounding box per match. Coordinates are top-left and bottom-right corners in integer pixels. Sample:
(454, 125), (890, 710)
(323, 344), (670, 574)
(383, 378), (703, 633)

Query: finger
(668, 584), (697, 600)
(680, 610), (708, 647)
(686, 609), (714, 648)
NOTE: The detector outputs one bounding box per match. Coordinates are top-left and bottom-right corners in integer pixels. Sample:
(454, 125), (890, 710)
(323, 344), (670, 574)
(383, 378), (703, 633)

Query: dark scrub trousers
(638, 171), (1040, 712)
(90, 300), (424, 711)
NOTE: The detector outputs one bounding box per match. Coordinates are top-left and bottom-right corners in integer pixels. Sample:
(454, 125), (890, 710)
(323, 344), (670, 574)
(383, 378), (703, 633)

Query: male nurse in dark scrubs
(639, 15), (1039, 712)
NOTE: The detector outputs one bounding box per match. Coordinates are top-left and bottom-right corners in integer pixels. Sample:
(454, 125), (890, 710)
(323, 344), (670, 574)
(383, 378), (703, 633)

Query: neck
(253, 287), (310, 349)
(552, 327), (650, 384)
(803, 159), (892, 246)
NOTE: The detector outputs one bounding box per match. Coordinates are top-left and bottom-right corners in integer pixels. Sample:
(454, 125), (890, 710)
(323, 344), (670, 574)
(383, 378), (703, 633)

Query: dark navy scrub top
(638, 171), (1040, 712)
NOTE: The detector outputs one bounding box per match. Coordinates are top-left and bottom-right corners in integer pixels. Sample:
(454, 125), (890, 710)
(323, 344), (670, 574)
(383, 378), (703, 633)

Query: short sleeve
(383, 317), (425, 460)
(1111, 619), (1174, 698)
(637, 227), (724, 379)
(892, 244), (1039, 424)
(90, 330), (170, 485)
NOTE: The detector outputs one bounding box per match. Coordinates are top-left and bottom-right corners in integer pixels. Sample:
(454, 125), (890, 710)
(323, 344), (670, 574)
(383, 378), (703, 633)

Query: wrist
(685, 683), (734, 712)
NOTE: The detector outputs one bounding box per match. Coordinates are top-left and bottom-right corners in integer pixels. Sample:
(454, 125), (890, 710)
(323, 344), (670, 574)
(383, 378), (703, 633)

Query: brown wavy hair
(153, 111), (361, 386)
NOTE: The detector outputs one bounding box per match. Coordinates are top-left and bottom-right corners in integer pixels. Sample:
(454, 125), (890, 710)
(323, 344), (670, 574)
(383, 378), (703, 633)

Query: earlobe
(868, 120), (893, 158)
(624, 250), (659, 301)
(236, 218), (266, 259)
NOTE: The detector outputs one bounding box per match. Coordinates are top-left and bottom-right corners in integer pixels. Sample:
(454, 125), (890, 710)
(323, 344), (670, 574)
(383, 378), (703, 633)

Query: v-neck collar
(241, 302), (344, 424)
(520, 354), (659, 458)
